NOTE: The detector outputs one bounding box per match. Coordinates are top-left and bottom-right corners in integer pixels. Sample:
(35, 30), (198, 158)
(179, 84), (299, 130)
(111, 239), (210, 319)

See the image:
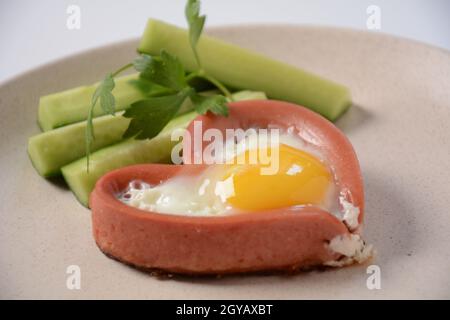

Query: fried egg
(118, 130), (359, 227)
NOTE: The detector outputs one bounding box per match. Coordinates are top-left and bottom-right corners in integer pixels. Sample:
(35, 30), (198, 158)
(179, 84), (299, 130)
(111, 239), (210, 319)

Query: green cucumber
(30, 90), (262, 178)
(200, 89), (267, 101)
(38, 74), (145, 131)
(230, 90), (267, 101)
(28, 112), (130, 177)
(61, 112), (197, 207)
(139, 20), (351, 121)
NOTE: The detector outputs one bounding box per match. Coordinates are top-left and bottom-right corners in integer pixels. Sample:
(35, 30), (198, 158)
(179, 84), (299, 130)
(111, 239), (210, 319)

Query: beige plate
(1, 25), (449, 299)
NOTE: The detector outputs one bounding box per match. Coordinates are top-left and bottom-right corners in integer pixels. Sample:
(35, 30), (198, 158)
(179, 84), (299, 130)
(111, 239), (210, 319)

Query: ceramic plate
(1, 25), (449, 299)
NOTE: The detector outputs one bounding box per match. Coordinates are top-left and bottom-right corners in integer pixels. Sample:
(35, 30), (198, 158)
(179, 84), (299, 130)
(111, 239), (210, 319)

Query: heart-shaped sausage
(90, 100), (366, 274)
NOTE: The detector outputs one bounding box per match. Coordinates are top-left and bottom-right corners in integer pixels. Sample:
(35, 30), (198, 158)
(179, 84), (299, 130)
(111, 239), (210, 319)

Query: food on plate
(29, 0), (352, 206)
(28, 0), (372, 276)
(29, 90), (265, 179)
(90, 100), (372, 274)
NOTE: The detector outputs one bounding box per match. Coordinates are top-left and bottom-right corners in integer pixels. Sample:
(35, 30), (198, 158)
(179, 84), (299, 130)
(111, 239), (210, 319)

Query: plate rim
(1, 23), (448, 88)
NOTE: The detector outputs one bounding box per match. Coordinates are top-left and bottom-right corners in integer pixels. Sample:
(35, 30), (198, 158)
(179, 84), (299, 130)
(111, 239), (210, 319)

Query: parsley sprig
(185, 0), (205, 69)
(85, 0), (231, 171)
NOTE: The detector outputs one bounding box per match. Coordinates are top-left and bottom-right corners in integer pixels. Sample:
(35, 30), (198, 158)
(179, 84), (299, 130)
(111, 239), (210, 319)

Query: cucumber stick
(38, 74), (144, 131)
(139, 20), (351, 121)
(28, 112), (130, 177)
(61, 111), (197, 207)
(230, 90), (267, 101)
(29, 90), (264, 178)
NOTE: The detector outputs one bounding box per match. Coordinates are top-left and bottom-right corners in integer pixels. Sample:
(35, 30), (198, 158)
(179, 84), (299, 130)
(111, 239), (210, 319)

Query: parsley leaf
(85, 107), (94, 171)
(134, 51), (186, 91)
(122, 87), (193, 140)
(191, 93), (229, 116)
(85, 73), (117, 171)
(185, 0), (205, 68)
(128, 77), (155, 94)
(92, 73), (116, 115)
(128, 77), (172, 97)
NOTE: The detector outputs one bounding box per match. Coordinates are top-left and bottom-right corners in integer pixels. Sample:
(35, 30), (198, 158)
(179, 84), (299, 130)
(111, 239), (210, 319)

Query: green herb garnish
(85, 0), (230, 171)
(185, 0), (206, 68)
(85, 73), (114, 171)
(123, 88), (193, 140)
(191, 93), (229, 116)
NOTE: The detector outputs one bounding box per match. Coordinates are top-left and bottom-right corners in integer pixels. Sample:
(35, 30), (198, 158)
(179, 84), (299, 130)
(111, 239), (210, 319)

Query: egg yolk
(223, 144), (332, 211)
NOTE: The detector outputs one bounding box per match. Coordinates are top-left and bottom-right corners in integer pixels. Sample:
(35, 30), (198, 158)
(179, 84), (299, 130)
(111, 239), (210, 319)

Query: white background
(1, 0), (449, 83)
